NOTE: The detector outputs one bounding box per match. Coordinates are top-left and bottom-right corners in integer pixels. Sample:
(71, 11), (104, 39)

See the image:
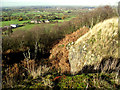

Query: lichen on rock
(69, 17), (119, 75)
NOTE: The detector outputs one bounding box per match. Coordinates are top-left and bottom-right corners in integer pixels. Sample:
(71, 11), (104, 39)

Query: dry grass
(69, 17), (119, 75)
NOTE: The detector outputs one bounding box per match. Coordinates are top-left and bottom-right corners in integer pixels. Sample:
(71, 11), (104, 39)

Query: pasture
(2, 20), (30, 27)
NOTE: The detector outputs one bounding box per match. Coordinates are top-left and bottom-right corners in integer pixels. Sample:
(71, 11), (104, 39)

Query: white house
(30, 21), (35, 23)
(45, 20), (49, 23)
(10, 24), (19, 28)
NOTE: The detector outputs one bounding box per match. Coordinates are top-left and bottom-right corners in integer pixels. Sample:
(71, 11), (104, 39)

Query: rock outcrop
(69, 18), (119, 75)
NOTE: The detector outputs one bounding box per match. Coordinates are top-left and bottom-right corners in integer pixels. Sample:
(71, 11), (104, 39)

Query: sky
(1, 0), (119, 7)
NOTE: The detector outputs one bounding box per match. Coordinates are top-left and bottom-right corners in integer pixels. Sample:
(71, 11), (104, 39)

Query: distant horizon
(1, 5), (116, 8)
(1, 5), (101, 8)
(1, 4), (118, 9)
(1, 0), (119, 7)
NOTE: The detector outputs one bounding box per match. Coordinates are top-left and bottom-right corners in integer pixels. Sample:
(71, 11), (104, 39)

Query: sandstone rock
(68, 18), (119, 75)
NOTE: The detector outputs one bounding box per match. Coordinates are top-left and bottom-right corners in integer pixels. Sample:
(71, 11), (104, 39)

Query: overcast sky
(1, 0), (119, 7)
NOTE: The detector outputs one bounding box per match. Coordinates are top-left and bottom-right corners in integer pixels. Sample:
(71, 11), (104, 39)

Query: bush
(18, 17), (23, 21)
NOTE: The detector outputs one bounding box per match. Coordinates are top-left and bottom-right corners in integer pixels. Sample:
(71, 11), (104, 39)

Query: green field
(13, 23), (55, 31)
(2, 20), (30, 27)
(12, 12), (49, 16)
(3, 11), (64, 17)
(2, 16), (75, 32)
(13, 24), (36, 31)
(2, 15), (75, 27)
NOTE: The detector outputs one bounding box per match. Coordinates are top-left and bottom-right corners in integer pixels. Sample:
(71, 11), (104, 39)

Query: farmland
(2, 20), (30, 27)
(1, 6), (80, 29)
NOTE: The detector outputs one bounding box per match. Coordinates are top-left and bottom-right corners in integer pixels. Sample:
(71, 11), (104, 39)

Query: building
(10, 24), (19, 28)
(30, 20), (41, 24)
(30, 21), (35, 24)
(45, 20), (49, 23)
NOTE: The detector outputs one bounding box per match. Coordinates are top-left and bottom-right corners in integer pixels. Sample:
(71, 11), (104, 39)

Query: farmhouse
(30, 20), (41, 24)
(30, 21), (35, 23)
(30, 20), (49, 24)
(10, 24), (19, 28)
(45, 20), (50, 23)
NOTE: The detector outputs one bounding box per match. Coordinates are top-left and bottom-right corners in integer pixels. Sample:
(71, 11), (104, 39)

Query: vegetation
(2, 20), (30, 27)
(2, 6), (117, 53)
(1, 6), (78, 27)
(58, 73), (120, 89)
(2, 5), (119, 89)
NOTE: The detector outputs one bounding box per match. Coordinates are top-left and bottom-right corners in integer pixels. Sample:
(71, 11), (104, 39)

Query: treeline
(2, 8), (69, 21)
(2, 14), (67, 21)
(2, 6), (118, 59)
(71, 6), (117, 29)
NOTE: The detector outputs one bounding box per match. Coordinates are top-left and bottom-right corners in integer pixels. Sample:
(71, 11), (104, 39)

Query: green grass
(2, 15), (76, 32)
(2, 20), (30, 27)
(12, 12), (26, 16)
(55, 12), (63, 14)
(53, 16), (76, 23)
(58, 73), (120, 89)
(12, 11), (51, 16)
(13, 18), (73, 31)
(13, 23), (56, 31)
(13, 24), (36, 31)
(5, 16), (75, 31)
(1, 16), (75, 27)
(17, 73), (120, 89)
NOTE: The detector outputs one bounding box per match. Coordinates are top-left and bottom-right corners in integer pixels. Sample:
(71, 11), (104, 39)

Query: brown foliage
(49, 27), (89, 73)
(18, 17), (23, 21)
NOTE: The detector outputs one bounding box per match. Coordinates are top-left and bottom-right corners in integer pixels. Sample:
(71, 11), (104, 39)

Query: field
(2, 8), (77, 23)
(2, 20), (30, 27)
(1, 8), (76, 32)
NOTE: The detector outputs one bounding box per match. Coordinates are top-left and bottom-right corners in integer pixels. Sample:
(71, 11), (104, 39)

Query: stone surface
(68, 18), (119, 75)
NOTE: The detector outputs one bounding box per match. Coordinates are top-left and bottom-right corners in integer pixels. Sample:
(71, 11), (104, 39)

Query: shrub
(18, 17), (23, 21)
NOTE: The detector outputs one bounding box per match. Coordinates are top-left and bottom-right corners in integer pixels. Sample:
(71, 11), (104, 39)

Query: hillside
(2, 5), (119, 89)
(2, 17), (120, 89)
(68, 17), (119, 75)
(49, 27), (89, 73)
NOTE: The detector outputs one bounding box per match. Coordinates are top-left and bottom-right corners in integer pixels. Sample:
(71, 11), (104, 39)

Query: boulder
(69, 18), (119, 75)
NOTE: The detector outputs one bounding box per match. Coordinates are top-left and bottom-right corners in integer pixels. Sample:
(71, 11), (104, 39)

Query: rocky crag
(69, 17), (119, 75)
